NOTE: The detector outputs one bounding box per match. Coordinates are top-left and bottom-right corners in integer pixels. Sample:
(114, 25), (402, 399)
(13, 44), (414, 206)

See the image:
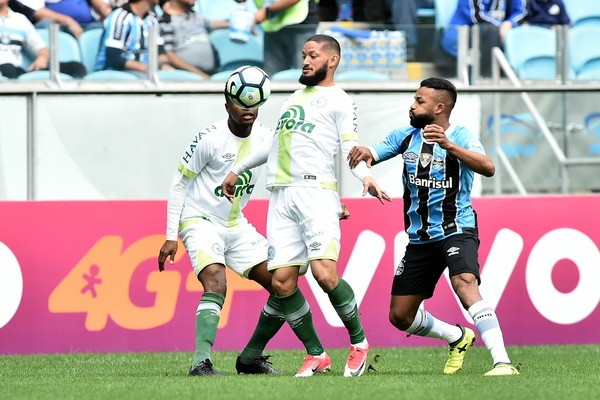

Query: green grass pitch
(1, 345), (598, 400)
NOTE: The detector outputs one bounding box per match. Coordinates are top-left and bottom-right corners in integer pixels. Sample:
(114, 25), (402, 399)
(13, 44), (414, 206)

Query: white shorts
(266, 186), (342, 274)
(180, 217), (267, 278)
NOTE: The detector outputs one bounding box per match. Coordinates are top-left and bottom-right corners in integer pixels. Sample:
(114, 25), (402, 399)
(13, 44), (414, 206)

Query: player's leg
(446, 234), (519, 376)
(310, 258), (370, 377)
(235, 260), (285, 374)
(190, 263), (227, 377)
(391, 242), (470, 374)
(267, 187), (328, 377)
(271, 266), (331, 377)
(181, 222), (227, 377)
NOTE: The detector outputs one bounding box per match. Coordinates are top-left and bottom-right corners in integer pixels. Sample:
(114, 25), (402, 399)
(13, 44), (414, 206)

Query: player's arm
(341, 138), (391, 204)
(221, 144), (270, 201)
(158, 171), (193, 271)
(423, 124), (495, 177)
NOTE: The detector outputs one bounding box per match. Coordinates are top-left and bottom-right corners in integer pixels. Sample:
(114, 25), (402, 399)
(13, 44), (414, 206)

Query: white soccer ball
(226, 65), (271, 109)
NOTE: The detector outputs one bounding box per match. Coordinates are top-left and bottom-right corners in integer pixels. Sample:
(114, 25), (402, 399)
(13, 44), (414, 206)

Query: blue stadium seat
(18, 71), (74, 80)
(79, 28), (103, 74)
(563, 0), (600, 27)
(157, 69), (205, 81)
(209, 28), (263, 71)
(210, 69), (237, 81)
(271, 68), (302, 81)
(336, 70), (391, 81)
(83, 70), (140, 80)
(196, 0), (258, 20)
(503, 26), (556, 80)
(36, 28), (82, 63)
(569, 25), (600, 80)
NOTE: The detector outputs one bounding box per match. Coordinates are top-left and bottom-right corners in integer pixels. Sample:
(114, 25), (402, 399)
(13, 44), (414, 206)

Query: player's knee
(271, 277), (296, 296)
(314, 274), (338, 292)
(389, 309), (412, 331)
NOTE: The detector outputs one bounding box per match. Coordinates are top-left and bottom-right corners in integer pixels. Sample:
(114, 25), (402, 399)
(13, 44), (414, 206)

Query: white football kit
(166, 118), (272, 277)
(233, 85), (372, 273)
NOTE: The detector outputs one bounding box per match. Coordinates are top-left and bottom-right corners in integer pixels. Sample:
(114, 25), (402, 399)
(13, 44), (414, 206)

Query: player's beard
(409, 111), (435, 129)
(299, 63), (328, 86)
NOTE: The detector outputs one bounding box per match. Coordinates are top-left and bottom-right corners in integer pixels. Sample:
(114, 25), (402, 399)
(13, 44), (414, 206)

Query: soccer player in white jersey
(158, 90), (286, 377)
(348, 77), (519, 376)
(222, 34), (391, 377)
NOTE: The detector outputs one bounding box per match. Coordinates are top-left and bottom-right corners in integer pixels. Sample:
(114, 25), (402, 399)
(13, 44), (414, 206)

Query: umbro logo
(309, 242), (321, 251)
(222, 153), (235, 161)
(447, 246), (460, 256)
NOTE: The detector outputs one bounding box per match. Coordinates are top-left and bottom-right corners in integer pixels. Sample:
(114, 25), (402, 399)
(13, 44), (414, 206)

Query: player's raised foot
(294, 352), (332, 377)
(443, 325), (476, 374)
(344, 339), (370, 377)
(188, 359), (221, 377)
(484, 363), (520, 376)
(235, 355), (281, 374)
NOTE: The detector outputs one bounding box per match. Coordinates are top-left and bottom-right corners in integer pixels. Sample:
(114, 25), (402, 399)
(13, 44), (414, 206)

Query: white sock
(406, 308), (463, 343)
(468, 300), (511, 365)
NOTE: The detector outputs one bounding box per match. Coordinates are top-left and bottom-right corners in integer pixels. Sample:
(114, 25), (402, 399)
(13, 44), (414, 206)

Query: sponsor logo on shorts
(447, 246), (460, 256)
(309, 242), (321, 252)
(395, 260), (405, 276)
(303, 175), (316, 180)
(267, 245), (275, 261)
(212, 243), (224, 256)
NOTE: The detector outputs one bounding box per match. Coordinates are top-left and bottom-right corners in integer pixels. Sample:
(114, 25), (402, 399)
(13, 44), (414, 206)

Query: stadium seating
(271, 68), (302, 81)
(157, 70), (206, 81)
(83, 70), (140, 80)
(79, 28), (103, 74)
(210, 69), (237, 81)
(209, 28), (263, 71)
(336, 70), (391, 81)
(503, 26), (557, 80)
(568, 25), (600, 80)
(0, 75), (8, 81)
(563, 0), (600, 27)
(18, 71), (74, 80)
(36, 29), (82, 64)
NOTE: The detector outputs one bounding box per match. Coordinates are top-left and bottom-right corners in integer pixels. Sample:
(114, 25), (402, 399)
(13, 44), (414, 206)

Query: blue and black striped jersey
(371, 125), (486, 244)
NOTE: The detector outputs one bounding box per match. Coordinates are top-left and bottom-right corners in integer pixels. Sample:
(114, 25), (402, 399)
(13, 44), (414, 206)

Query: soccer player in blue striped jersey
(348, 77), (519, 377)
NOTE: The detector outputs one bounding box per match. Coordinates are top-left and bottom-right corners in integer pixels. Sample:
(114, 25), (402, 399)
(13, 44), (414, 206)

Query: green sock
(328, 278), (365, 344)
(239, 295), (286, 363)
(278, 287), (324, 356)
(192, 292), (225, 368)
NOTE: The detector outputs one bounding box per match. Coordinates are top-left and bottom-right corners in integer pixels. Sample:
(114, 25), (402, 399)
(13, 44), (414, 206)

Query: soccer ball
(226, 65), (271, 109)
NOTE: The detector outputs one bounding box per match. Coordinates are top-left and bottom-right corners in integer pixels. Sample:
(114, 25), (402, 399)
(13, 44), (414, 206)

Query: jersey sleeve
(335, 94), (372, 182)
(372, 128), (408, 162)
(165, 170), (191, 240)
(177, 130), (213, 179)
(453, 126), (486, 155)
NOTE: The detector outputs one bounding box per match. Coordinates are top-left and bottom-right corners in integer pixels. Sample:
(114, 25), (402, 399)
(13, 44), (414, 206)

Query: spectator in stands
(158, 0), (228, 79)
(383, 0), (424, 62)
(14, 0), (85, 38)
(42, 0), (112, 31)
(95, 0), (174, 75)
(0, 0), (86, 78)
(252, 0), (319, 76)
(525, 0), (570, 26)
(439, 0), (527, 77)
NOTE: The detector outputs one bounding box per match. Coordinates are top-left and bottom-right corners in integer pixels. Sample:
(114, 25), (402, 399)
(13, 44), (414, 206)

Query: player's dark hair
(420, 77), (457, 109)
(306, 34), (341, 56)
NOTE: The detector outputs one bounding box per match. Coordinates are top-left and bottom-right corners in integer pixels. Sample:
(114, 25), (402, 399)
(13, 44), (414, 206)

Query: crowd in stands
(0, 0), (596, 81)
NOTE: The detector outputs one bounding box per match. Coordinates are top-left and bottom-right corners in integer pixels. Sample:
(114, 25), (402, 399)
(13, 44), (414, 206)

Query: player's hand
(340, 202), (350, 220)
(158, 240), (178, 271)
(347, 146), (374, 168)
(422, 124), (451, 148)
(221, 171), (239, 202)
(363, 176), (391, 205)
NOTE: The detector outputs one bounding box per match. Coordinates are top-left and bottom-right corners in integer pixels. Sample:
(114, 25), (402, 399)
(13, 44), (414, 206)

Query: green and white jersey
(264, 85), (362, 191)
(169, 119), (272, 235)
